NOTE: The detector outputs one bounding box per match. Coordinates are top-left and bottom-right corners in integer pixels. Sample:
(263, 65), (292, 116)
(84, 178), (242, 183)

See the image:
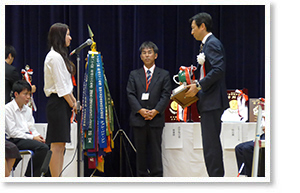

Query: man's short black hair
(5, 44), (17, 59)
(139, 41), (159, 54)
(189, 12), (213, 32)
(11, 80), (32, 98)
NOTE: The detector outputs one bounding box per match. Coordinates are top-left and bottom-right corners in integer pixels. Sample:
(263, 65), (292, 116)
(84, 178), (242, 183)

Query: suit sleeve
(126, 71), (142, 113)
(154, 71), (172, 113)
(199, 40), (226, 92)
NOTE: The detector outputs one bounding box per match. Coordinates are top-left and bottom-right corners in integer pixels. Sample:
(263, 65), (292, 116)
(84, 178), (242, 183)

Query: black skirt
(46, 93), (72, 144)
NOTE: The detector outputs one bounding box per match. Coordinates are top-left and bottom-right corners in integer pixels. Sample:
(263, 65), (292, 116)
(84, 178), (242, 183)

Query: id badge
(141, 93), (149, 101)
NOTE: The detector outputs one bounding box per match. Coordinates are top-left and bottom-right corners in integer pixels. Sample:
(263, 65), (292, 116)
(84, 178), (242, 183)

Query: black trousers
(235, 134), (265, 177)
(235, 141), (254, 176)
(9, 138), (49, 177)
(200, 109), (225, 177)
(133, 125), (163, 177)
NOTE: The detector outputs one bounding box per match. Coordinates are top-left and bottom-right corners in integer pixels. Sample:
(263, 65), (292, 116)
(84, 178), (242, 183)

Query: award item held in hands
(171, 65), (198, 109)
(171, 83), (199, 109)
(173, 65), (197, 85)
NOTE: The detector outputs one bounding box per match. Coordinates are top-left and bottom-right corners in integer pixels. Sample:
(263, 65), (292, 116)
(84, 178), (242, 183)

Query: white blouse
(44, 48), (73, 97)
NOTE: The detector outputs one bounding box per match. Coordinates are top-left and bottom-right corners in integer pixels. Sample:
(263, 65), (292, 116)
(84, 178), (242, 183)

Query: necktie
(199, 43), (204, 53)
(147, 70), (151, 84)
(199, 43), (205, 80)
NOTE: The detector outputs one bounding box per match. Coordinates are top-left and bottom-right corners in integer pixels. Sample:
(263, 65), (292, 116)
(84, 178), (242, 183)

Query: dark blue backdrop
(5, 5), (265, 176)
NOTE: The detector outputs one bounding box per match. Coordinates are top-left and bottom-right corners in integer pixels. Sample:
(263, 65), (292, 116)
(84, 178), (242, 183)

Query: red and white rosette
(21, 67), (37, 111)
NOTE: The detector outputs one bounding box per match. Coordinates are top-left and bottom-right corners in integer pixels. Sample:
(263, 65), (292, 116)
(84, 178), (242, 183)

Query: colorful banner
(81, 51), (114, 172)
(95, 53), (107, 148)
(86, 52), (97, 149)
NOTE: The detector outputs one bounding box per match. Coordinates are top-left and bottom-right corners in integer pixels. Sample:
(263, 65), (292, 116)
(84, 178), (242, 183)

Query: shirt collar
(11, 99), (26, 112)
(144, 64), (156, 74)
(202, 32), (212, 45)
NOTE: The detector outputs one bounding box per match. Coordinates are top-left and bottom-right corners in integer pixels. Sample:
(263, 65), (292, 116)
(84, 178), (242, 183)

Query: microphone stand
(76, 53), (84, 177)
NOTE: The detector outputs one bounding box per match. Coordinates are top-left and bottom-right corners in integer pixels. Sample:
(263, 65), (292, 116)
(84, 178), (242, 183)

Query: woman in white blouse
(44, 23), (77, 177)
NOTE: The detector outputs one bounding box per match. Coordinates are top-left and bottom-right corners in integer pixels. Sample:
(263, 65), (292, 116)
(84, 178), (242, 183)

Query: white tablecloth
(161, 122), (257, 177)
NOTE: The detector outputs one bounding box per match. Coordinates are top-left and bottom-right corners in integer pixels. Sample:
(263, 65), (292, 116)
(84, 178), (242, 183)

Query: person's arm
(153, 71), (172, 114)
(126, 71), (143, 113)
(5, 107), (32, 139)
(198, 40), (226, 91)
(185, 79), (202, 97)
(146, 70), (172, 120)
(63, 93), (77, 113)
(47, 51), (76, 111)
(70, 92), (78, 113)
(27, 107), (45, 143)
(49, 52), (74, 99)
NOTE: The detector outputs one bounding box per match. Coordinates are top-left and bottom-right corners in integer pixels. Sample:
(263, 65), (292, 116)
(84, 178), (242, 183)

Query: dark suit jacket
(127, 66), (172, 127)
(5, 62), (20, 104)
(197, 35), (229, 114)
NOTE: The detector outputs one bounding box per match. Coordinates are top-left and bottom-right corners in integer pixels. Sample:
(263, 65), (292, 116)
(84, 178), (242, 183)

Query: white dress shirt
(201, 32), (212, 45)
(5, 99), (40, 139)
(143, 64), (156, 76)
(44, 47), (73, 97)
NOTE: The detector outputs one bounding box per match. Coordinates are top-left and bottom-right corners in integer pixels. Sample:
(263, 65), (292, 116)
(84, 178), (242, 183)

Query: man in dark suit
(5, 45), (20, 104)
(185, 13), (229, 177)
(127, 41), (172, 177)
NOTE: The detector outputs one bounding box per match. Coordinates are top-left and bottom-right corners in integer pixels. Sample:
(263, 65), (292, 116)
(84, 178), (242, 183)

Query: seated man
(5, 80), (49, 177)
(235, 114), (265, 177)
(235, 133), (265, 177)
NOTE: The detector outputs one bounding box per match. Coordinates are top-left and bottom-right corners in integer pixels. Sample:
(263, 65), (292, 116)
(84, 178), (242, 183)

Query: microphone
(69, 39), (93, 56)
(40, 150), (52, 177)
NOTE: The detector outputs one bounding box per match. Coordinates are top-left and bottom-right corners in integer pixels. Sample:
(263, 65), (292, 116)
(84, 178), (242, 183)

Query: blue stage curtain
(5, 5), (265, 177)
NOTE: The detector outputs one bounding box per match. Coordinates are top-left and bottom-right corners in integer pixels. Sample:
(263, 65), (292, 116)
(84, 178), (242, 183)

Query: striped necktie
(199, 43), (204, 53)
(199, 43), (205, 80)
(147, 70), (151, 84)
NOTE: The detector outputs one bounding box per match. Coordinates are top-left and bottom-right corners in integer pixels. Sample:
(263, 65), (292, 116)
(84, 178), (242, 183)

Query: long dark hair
(48, 23), (76, 76)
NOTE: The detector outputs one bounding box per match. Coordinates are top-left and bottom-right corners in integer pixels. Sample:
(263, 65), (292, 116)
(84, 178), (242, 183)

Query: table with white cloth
(161, 122), (256, 177)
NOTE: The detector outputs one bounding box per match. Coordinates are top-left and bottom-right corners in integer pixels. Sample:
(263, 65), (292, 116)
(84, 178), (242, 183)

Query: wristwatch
(195, 81), (202, 91)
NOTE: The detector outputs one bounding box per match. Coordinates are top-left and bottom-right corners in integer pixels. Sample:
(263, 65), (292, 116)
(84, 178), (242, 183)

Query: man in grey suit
(127, 41), (172, 177)
(185, 13), (229, 177)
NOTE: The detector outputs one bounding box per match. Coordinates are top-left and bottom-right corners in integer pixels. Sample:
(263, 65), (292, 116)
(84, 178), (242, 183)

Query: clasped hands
(138, 108), (159, 120)
(33, 135), (45, 143)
